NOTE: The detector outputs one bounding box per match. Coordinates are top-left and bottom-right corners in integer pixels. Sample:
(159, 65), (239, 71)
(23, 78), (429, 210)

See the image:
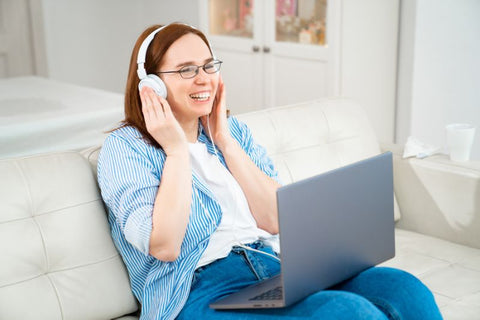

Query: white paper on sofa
(403, 136), (441, 159)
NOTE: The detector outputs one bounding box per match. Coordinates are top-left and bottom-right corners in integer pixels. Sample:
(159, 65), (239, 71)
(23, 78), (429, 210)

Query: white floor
(381, 229), (480, 319)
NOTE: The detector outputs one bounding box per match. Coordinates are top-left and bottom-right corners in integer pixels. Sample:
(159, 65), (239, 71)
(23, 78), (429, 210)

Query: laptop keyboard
(249, 286), (283, 301)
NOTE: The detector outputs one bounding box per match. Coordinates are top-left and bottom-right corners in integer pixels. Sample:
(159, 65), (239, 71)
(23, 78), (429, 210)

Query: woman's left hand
(200, 76), (233, 150)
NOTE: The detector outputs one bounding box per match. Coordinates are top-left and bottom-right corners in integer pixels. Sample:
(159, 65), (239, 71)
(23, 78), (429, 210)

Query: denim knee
(224, 291), (389, 320)
(362, 267), (435, 300)
(302, 290), (388, 320)
(337, 267), (443, 320)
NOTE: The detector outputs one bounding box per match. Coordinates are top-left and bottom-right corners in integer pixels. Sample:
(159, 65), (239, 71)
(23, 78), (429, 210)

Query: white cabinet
(199, 0), (399, 143)
(199, 0), (335, 113)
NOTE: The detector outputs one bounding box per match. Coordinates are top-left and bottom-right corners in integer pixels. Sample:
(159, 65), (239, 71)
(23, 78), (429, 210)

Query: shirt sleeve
(97, 133), (164, 255)
(228, 116), (282, 185)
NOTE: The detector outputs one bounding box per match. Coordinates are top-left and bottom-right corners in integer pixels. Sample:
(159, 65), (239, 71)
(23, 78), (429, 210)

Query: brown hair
(122, 23), (212, 148)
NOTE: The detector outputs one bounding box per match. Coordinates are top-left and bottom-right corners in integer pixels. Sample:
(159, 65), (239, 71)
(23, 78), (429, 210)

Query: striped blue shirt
(97, 116), (280, 320)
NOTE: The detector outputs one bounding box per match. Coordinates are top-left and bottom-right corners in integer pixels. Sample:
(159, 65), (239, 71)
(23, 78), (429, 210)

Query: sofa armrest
(392, 152), (480, 248)
(80, 145), (102, 178)
(379, 141), (404, 156)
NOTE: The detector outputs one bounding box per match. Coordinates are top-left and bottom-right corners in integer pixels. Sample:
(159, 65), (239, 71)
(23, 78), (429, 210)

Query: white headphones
(136, 23), (216, 99)
(136, 25), (169, 98)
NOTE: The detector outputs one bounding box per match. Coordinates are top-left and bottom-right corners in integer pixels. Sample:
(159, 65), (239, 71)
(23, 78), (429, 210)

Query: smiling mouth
(189, 92), (210, 101)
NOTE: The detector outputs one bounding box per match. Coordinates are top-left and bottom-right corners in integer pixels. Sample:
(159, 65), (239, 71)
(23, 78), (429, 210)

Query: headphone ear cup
(138, 74), (167, 98)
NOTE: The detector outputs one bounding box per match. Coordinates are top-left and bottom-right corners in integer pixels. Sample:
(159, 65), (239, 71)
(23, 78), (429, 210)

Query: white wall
(340, 0), (399, 143)
(41, 0), (199, 93)
(397, 0), (480, 160)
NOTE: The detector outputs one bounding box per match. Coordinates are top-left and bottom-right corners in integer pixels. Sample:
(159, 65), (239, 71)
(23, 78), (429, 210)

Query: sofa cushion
(0, 152), (137, 319)
(236, 98), (401, 221)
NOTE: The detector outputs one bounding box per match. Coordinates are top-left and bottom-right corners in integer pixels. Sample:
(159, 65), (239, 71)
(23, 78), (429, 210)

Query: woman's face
(159, 33), (219, 124)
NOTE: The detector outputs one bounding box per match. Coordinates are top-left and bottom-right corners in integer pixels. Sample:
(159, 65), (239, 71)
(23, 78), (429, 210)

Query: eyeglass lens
(180, 61), (222, 78)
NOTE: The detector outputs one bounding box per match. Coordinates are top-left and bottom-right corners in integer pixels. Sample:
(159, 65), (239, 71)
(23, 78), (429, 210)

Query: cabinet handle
(263, 46), (271, 53)
(252, 45), (260, 52)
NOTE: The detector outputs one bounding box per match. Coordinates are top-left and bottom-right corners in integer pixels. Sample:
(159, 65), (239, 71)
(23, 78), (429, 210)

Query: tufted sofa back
(0, 153), (137, 319)
(237, 98), (382, 184)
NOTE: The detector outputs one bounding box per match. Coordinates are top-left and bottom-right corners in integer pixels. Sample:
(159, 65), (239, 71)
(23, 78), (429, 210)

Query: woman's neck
(179, 118), (199, 143)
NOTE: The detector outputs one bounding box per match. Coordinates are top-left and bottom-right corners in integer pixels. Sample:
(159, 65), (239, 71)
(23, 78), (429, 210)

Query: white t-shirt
(188, 141), (279, 269)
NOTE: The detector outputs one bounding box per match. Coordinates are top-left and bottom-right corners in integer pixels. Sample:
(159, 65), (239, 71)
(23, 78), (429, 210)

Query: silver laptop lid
(277, 152), (395, 306)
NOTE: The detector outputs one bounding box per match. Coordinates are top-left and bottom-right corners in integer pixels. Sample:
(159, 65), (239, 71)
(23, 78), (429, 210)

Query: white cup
(445, 123), (476, 161)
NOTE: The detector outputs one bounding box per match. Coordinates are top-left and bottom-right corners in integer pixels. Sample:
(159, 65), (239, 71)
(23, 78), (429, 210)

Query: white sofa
(1, 98), (479, 319)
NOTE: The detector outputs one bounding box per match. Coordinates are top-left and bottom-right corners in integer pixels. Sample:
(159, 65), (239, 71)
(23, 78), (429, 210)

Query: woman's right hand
(140, 86), (187, 156)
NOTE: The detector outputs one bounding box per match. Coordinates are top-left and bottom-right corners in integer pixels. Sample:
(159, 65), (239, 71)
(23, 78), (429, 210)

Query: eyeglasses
(156, 60), (223, 79)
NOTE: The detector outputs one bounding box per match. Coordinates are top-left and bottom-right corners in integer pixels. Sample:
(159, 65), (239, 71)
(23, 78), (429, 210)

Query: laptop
(210, 152), (395, 309)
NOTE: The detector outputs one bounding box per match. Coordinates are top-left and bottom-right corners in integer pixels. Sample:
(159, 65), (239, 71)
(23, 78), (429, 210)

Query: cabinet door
(264, 0), (334, 107)
(199, 0), (264, 114)
(265, 55), (329, 107)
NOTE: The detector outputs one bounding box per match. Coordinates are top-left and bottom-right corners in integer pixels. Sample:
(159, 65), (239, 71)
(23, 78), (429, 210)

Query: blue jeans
(177, 241), (443, 319)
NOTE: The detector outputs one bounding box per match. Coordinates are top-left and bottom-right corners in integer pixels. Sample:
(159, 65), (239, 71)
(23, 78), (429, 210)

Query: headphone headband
(136, 25), (167, 79)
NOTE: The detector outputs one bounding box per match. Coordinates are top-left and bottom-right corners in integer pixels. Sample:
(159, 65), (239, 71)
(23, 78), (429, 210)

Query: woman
(98, 23), (442, 320)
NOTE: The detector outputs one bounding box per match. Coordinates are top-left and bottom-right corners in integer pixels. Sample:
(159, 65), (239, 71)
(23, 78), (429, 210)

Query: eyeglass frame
(155, 59), (223, 79)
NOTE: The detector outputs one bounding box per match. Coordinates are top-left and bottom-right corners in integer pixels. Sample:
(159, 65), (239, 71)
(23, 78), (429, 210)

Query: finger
(141, 87), (155, 109)
(150, 91), (166, 120)
(220, 82), (226, 107)
(140, 88), (152, 121)
(215, 79), (222, 101)
(159, 96), (174, 119)
(218, 73), (224, 88)
(140, 87), (148, 111)
(144, 89), (161, 120)
(216, 82), (227, 114)
(216, 81), (224, 103)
